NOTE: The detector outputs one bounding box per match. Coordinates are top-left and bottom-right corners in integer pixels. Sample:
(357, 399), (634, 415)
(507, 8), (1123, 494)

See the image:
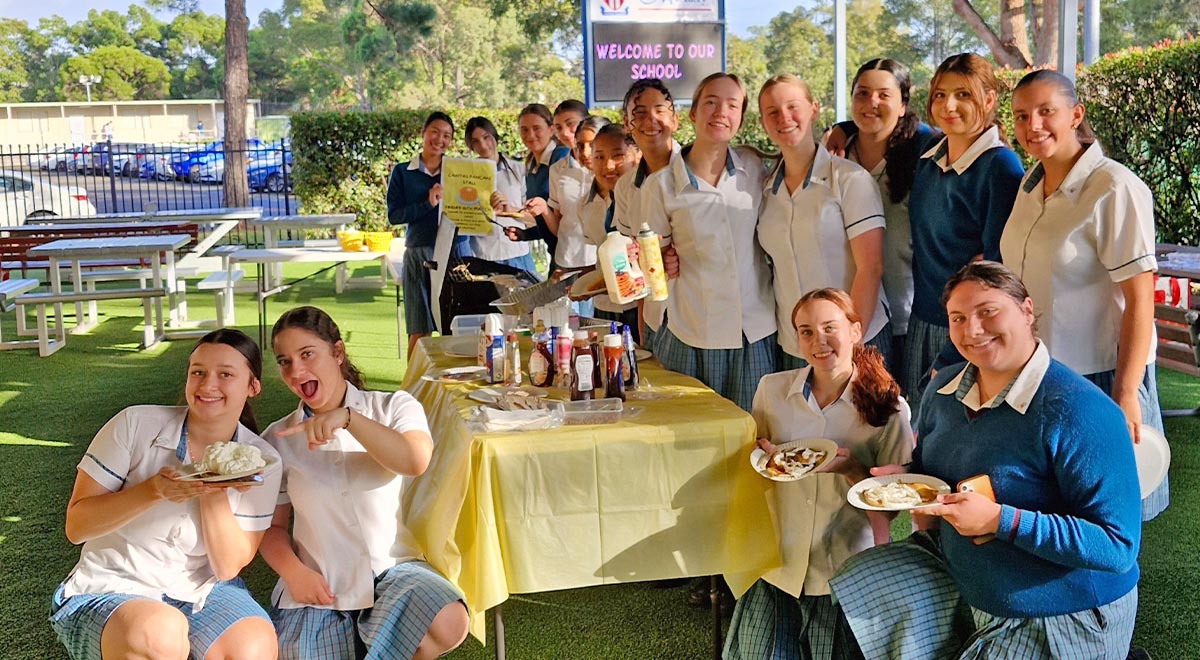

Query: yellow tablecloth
(400, 336), (780, 642)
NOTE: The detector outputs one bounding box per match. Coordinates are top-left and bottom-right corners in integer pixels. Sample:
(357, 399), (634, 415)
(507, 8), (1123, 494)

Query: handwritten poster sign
(440, 157), (494, 236)
(588, 22), (724, 104)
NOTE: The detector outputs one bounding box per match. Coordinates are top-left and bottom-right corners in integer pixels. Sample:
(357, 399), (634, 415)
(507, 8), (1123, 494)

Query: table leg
(265, 228), (282, 290)
(165, 251), (181, 326)
(49, 257), (64, 343)
(150, 259), (165, 342)
(224, 257), (236, 326)
(70, 261), (86, 333)
(256, 262), (267, 348)
(493, 605), (506, 660)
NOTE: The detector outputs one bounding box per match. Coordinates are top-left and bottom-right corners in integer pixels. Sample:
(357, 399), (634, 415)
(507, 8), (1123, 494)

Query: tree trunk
(1032, 0), (1060, 66)
(952, 0), (1032, 68)
(223, 0), (250, 209)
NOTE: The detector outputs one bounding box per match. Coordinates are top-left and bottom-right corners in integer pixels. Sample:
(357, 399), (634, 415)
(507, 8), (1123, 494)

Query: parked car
(173, 138), (266, 183)
(139, 143), (191, 181)
(0, 170), (96, 228)
(248, 151), (294, 192)
(30, 147), (81, 172)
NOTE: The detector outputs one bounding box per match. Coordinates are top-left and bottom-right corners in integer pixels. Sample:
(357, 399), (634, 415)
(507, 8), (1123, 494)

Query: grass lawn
(1, 263), (1197, 659)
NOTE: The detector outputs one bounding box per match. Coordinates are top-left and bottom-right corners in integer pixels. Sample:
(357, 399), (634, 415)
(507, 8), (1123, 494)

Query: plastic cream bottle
(598, 231), (648, 305)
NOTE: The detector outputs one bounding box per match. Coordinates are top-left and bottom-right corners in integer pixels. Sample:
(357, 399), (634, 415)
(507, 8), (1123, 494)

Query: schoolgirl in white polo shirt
(463, 116), (535, 274)
(640, 72), (777, 411)
(50, 329), (283, 660)
(756, 73), (890, 372)
(725, 288), (912, 659)
(1002, 70), (1166, 520)
(259, 307), (467, 660)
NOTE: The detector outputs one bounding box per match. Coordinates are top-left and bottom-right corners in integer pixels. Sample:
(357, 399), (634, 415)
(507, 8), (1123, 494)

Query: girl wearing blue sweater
(906, 54), (1024, 416)
(834, 261), (1140, 659)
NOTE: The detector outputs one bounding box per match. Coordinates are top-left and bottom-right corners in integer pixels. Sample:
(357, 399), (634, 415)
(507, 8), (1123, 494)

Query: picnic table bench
(0, 221), (198, 279)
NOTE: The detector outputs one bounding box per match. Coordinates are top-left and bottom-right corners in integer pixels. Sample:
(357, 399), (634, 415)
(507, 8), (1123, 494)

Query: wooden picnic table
(250, 214), (359, 288)
(32, 207), (263, 225)
(3, 221), (193, 236)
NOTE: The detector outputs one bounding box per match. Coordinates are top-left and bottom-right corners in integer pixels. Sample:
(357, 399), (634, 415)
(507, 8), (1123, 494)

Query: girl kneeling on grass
(725, 289), (912, 660)
(259, 306), (468, 660)
(50, 329), (282, 660)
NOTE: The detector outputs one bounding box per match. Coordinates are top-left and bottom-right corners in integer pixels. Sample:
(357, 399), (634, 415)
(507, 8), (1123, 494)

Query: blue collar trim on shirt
(634, 158), (652, 187)
(177, 419), (238, 463)
(677, 145), (737, 190)
(1022, 163), (1045, 194)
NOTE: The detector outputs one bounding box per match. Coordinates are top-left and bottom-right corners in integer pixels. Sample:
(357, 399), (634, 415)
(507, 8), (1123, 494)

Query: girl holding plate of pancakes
(49, 329), (283, 660)
(831, 261), (1141, 660)
(726, 288), (912, 660)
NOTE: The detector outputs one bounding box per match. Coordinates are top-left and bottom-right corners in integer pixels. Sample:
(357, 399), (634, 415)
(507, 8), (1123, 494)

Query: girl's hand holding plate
(154, 468), (218, 502)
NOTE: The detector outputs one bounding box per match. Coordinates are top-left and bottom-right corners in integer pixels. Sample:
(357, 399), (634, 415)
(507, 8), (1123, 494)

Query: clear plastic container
(450, 314), (490, 336)
(561, 397), (624, 425)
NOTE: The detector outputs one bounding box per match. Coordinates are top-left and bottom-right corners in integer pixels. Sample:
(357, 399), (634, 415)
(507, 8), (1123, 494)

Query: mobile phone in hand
(958, 474), (996, 545)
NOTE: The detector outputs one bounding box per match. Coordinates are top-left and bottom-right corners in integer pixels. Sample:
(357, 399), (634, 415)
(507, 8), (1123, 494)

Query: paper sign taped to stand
(441, 157), (495, 236)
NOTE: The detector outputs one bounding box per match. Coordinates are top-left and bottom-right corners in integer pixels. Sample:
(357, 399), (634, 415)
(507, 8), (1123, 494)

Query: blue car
(174, 139), (266, 183)
(248, 151), (293, 193)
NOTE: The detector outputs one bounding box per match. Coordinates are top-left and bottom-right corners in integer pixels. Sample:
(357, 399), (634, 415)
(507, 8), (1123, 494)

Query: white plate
(847, 474), (952, 511)
(468, 386), (550, 404)
(569, 270), (607, 300)
(635, 348), (652, 361)
(421, 366), (488, 383)
(177, 454), (277, 483)
(1135, 424), (1171, 499)
(750, 438), (839, 482)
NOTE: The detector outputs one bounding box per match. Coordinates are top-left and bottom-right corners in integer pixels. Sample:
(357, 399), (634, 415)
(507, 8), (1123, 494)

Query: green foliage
(1078, 37), (1200, 244)
(59, 46), (171, 101)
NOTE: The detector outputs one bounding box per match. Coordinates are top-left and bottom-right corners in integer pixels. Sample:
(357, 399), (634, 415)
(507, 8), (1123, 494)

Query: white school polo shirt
(641, 145), (777, 349)
(757, 148), (889, 359)
(1000, 142), (1157, 374)
(265, 384), (432, 611)
(614, 142), (682, 333)
(846, 138), (914, 336)
(62, 405), (282, 609)
(470, 155), (531, 263)
(752, 368), (913, 597)
(549, 155), (597, 268)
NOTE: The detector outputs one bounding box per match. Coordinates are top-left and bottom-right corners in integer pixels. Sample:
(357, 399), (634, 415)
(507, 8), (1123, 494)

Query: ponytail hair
(271, 306), (366, 389)
(793, 289), (901, 428)
(189, 328), (263, 434)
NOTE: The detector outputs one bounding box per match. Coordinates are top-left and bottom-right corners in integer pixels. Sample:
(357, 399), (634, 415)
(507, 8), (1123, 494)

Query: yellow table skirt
(400, 336), (780, 642)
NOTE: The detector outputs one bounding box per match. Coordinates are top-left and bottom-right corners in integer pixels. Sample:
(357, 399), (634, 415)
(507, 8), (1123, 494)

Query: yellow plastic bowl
(337, 230), (364, 252)
(364, 231), (394, 252)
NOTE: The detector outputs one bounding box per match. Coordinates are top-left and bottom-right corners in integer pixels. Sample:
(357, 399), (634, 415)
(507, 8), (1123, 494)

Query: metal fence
(0, 140), (295, 244)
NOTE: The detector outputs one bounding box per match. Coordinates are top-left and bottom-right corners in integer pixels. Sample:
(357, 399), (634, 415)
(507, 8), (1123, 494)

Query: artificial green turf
(1, 264), (1197, 658)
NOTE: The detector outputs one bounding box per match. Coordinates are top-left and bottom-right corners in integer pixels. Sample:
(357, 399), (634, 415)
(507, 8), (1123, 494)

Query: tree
(224, 0), (250, 207)
(0, 20), (32, 102)
(885, 0), (986, 79)
(726, 33), (770, 98)
(60, 46), (170, 100)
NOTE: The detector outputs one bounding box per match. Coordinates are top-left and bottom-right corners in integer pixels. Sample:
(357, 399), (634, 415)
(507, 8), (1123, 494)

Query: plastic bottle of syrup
(529, 322), (555, 387)
(637, 223), (669, 302)
(588, 331), (604, 391)
(570, 330), (594, 401)
(603, 333), (625, 401)
(554, 325), (573, 389)
(598, 231), (648, 305)
(503, 331), (521, 387)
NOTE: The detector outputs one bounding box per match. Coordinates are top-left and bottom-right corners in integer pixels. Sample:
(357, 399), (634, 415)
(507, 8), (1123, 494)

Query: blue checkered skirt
(958, 587), (1137, 660)
(272, 561), (463, 660)
(49, 579), (269, 660)
(903, 318), (951, 421)
(652, 324), (777, 412)
(1083, 364), (1168, 521)
(724, 579), (863, 660)
(830, 532), (972, 660)
(402, 246), (437, 335)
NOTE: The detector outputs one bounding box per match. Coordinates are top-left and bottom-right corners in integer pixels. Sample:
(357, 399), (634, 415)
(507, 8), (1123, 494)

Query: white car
(31, 147), (83, 172)
(0, 170), (97, 228)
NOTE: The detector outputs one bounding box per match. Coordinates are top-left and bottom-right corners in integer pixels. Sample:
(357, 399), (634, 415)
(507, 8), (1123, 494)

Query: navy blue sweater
(386, 161), (441, 248)
(520, 145), (571, 260)
(913, 361), (1141, 618)
(908, 145), (1023, 326)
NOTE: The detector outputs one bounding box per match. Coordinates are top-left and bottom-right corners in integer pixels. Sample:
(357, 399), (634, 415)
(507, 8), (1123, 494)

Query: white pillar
(834, 0), (847, 121)
(1058, 0), (1079, 82)
(1083, 0), (1101, 64)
